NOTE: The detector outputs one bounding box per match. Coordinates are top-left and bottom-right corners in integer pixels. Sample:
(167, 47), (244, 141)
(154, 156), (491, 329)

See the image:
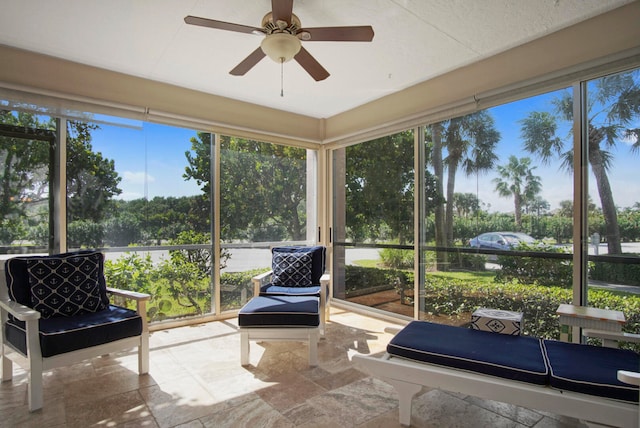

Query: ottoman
(238, 295), (320, 366)
(471, 307), (523, 335)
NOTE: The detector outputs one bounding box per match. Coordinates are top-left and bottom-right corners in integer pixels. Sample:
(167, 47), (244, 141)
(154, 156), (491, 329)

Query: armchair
(0, 250), (150, 411)
(252, 246), (330, 334)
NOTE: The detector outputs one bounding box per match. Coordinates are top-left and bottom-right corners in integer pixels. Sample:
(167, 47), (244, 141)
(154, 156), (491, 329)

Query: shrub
(67, 220), (104, 248)
(495, 242), (572, 287)
(344, 265), (413, 295)
(590, 257), (640, 286)
(379, 247), (414, 269)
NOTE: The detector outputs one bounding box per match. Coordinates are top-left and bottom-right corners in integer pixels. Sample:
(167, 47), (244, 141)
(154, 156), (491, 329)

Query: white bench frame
(1, 287), (150, 411)
(353, 329), (640, 428)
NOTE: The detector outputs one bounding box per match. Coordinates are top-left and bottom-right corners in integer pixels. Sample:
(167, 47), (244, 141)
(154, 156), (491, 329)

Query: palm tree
(443, 111), (500, 244)
(429, 123), (447, 269)
(521, 69), (640, 254)
(453, 192), (481, 218)
(493, 156), (542, 229)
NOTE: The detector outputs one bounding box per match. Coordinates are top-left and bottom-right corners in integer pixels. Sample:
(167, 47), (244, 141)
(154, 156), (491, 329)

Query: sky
(87, 85), (640, 215)
(451, 89), (640, 213)
(91, 120), (203, 201)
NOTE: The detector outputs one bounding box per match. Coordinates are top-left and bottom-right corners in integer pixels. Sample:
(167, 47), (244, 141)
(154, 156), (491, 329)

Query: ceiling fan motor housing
(261, 33), (301, 63)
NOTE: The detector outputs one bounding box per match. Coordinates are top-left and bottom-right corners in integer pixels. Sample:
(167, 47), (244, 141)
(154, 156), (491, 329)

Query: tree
(452, 193), (481, 218)
(344, 131), (443, 245)
(1, 113), (121, 244)
(0, 111), (51, 225)
(184, 133), (308, 241)
(526, 196), (549, 216)
(442, 111), (500, 244)
(345, 132), (414, 244)
(66, 121), (122, 222)
(521, 69), (640, 254)
(429, 123), (447, 267)
(493, 156), (542, 229)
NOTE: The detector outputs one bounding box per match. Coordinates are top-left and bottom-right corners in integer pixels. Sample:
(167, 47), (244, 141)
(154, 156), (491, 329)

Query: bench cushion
(5, 305), (142, 358)
(543, 339), (640, 403)
(238, 295), (319, 328)
(387, 321), (549, 385)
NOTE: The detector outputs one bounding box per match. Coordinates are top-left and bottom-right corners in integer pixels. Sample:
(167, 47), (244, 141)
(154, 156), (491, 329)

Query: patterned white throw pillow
(271, 251), (313, 287)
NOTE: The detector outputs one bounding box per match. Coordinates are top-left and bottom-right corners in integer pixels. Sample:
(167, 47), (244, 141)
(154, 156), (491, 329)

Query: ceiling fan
(184, 0), (374, 82)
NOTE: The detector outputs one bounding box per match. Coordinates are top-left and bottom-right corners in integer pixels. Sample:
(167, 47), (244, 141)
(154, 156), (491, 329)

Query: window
(584, 68), (640, 336)
(333, 130), (415, 317)
(0, 111), (55, 254)
(219, 136), (314, 311)
(69, 117), (214, 322)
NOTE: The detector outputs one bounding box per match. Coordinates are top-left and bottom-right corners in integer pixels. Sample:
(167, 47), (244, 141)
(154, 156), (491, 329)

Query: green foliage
(220, 268), (268, 311)
(184, 133), (308, 241)
(104, 243), (242, 321)
(344, 130), (441, 244)
(104, 252), (156, 294)
(422, 276), (570, 339)
(495, 242), (572, 287)
(344, 265), (413, 294)
(168, 230), (214, 274)
(379, 247), (414, 269)
(590, 257), (640, 286)
(153, 258), (210, 318)
(448, 252), (487, 271)
(103, 213), (141, 247)
(67, 220), (105, 248)
(0, 218), (26, 245)
(65, 121), (122, 223)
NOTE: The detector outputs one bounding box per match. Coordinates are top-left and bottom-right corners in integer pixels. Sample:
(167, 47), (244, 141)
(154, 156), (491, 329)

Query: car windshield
(503, 233), (535, 244)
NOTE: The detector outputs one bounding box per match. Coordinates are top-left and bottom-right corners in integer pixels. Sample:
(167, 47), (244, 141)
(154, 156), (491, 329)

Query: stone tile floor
(1, 307), (587, 427)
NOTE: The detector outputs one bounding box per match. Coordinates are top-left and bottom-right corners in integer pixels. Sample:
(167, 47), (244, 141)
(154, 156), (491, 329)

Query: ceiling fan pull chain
(280, 57), (284, 97)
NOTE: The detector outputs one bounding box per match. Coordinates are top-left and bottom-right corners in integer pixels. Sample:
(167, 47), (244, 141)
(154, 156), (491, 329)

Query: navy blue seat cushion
(5, 250), (109, 313)
(4, 305), (142, 358)
(543, 339), (640, 402)
(238, 295), (319, 328)
(269, 246), (326, 287)
(387, 321), (549, 385)
(260, 284), (321, 296)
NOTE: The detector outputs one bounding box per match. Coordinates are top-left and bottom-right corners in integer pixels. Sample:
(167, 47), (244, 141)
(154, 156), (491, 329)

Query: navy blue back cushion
(387, 321), (549, 385)
(4, 250), (109, 313)
(543, 339), (640, 402)
(271, 246), (326, 287)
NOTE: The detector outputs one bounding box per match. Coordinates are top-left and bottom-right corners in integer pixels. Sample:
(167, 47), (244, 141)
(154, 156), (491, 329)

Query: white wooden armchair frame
(0, 286), (150, 411)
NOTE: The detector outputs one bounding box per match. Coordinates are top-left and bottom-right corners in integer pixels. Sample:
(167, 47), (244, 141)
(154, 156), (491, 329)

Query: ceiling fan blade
(272, 0), (294, 25)
(294, 47), (330, 81)
(230, 47), (266, 76)
(299, 26), (374, 42)
(184, 15), (263, 35)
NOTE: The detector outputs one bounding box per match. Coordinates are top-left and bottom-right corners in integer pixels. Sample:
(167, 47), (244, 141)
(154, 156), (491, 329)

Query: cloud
(123, 171), (155, 184)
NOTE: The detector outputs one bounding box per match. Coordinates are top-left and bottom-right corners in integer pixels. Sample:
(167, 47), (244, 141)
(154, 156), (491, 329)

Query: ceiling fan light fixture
(260, 33), (301, 63)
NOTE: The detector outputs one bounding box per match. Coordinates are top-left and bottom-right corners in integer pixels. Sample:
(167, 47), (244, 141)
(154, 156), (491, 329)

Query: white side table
(556, 304), (625, 343)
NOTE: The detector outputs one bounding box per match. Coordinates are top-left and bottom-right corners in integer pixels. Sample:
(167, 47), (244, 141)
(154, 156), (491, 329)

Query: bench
(238, 295), (320, 366)
(353, 321), (640, 427)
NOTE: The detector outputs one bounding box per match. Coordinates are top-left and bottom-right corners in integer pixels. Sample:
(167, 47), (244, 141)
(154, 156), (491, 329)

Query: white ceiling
(0, 0), (633, 119)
